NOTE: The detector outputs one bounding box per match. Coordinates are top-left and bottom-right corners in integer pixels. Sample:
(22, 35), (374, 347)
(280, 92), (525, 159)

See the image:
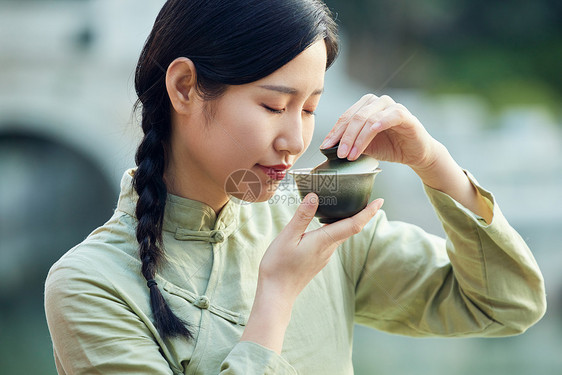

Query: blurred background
(0, 0), (560, 373)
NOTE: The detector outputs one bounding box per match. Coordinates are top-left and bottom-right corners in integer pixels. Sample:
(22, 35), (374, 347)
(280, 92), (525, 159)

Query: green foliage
(324, 0), (562, 112)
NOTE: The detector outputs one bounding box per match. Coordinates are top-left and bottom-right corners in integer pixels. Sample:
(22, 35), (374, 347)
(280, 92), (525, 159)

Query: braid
(133, 105), (193, 339)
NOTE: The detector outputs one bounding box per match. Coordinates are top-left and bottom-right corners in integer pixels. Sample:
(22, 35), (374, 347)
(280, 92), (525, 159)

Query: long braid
(132, 104), (192, 339)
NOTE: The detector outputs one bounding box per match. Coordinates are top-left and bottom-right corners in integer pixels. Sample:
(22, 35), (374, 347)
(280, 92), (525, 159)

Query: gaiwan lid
(311, 143), (379, 174)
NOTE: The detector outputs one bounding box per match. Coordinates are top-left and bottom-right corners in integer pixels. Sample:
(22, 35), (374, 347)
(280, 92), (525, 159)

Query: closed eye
(262, 104), (316, 116)
(262, 104), (284, 114)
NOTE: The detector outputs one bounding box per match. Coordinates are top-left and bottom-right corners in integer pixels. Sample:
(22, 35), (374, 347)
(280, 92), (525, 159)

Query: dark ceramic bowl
(289, 147), (381, 224)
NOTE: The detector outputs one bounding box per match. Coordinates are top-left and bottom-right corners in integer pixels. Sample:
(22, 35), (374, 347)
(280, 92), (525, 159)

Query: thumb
(285, 193), (319, 237)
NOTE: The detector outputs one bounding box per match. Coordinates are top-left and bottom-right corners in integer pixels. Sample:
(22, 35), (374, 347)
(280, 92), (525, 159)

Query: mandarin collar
(117, 169), (239, 243)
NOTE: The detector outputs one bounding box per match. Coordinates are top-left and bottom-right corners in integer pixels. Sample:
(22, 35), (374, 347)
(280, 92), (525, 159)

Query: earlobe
(165, 57), (198, 114)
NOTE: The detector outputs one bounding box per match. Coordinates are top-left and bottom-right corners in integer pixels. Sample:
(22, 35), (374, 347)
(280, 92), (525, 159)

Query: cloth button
(194, 296), (210, 309)
(212, 231), (225, 242)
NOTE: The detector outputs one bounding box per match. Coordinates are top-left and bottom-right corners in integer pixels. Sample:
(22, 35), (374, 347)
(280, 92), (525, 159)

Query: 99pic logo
(224, 169), (262, 205)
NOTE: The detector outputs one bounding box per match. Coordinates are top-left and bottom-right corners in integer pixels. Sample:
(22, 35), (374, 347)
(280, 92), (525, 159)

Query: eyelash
(263, 105), (284, 114)
(262, 104), (316, 116)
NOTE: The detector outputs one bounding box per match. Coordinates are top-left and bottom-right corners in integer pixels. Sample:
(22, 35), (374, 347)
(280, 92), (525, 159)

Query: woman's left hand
(321, 93), (494, 223)
(320, 94), (439, 171)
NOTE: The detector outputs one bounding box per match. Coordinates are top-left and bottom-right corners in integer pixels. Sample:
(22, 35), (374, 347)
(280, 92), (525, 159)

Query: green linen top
(44, 168), (546, 375)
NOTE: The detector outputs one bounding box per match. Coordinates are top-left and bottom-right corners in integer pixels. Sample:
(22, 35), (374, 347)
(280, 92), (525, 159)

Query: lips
(257, 164), (291, 181)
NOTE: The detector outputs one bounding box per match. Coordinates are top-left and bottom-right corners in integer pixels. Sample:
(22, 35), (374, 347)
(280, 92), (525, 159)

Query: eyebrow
(259, 85), (324, 96)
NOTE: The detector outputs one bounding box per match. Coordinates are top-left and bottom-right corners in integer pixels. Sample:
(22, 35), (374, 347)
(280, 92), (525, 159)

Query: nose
(273, 114), (306, 156)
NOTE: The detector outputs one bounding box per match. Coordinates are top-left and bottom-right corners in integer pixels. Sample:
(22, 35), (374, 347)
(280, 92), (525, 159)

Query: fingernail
(370, 121), (382, 131)
(370, 198), (384, 211)
(348, 146), (358, 160)
(337, 143), (348, 158)
(304, 193), (318, 205)
(320, 138), (331, 149)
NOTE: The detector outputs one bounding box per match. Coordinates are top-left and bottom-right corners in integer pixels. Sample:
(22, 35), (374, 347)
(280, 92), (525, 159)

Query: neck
(163, 168), (229, 216)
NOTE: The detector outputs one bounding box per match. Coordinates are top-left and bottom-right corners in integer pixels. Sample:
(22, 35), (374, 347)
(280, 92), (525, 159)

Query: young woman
(44, 0), (546, 374)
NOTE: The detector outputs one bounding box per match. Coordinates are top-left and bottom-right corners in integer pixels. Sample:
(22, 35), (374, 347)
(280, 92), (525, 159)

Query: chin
(253, 188), (278, 203)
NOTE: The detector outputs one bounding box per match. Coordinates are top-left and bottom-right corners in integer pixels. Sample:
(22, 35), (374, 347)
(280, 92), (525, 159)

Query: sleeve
(44, 258), (178, 375)
(339, 171), (546, 337)
(219, 342), (297, 375)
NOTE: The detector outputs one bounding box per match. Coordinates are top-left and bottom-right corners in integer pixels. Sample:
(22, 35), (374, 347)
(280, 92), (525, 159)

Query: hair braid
(133, 105), (193, 339)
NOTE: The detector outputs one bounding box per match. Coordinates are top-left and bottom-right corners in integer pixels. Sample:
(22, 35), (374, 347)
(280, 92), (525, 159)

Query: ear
(165, 57), (198, 114)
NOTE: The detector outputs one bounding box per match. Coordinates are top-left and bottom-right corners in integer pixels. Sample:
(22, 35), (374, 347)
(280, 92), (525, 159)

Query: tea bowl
(288, 145), (381, 224)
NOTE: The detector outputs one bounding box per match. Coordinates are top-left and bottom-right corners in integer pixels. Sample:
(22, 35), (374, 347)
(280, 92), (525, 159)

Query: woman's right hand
(259, 193), (384, 301)
(240, 193), (383, 353)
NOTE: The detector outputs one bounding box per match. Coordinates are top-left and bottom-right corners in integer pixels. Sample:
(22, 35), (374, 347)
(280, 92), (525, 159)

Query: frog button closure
(194, 295), (210, 309)
(174, 228), (226, 243)
(211, 231), (225, 243)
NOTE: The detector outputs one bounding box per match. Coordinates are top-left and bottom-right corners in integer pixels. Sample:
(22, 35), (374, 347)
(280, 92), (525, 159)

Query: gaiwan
(289, 143), (381, 223)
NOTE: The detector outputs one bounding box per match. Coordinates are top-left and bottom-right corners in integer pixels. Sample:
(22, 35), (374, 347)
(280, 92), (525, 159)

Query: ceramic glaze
(311, 144), (380, 175)
(289, 144), (381, 223)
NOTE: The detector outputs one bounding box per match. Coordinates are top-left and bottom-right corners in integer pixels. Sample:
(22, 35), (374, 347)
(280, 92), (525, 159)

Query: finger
(317, 198), (384, 247)
(282, 193), (319, 240)
(338, 96), (395, 159)
(370, 104), (409, 133)
(320, 94), (377, 149)
(347, 104), (405, 161)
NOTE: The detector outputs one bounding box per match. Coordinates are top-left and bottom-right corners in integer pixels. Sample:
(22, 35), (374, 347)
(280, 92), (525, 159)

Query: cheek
(201, 128), (263, 189)
(213, 106), (270, 159)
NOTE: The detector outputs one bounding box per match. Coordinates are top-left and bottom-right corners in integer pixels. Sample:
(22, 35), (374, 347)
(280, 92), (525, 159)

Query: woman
(44, 0), (546, 374)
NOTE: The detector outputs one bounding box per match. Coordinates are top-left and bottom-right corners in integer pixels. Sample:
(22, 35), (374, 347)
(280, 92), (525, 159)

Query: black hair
(133, 0), (339, 339)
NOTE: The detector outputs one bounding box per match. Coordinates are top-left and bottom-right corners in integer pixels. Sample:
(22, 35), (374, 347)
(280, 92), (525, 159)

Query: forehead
(252, 40), (327, 95)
